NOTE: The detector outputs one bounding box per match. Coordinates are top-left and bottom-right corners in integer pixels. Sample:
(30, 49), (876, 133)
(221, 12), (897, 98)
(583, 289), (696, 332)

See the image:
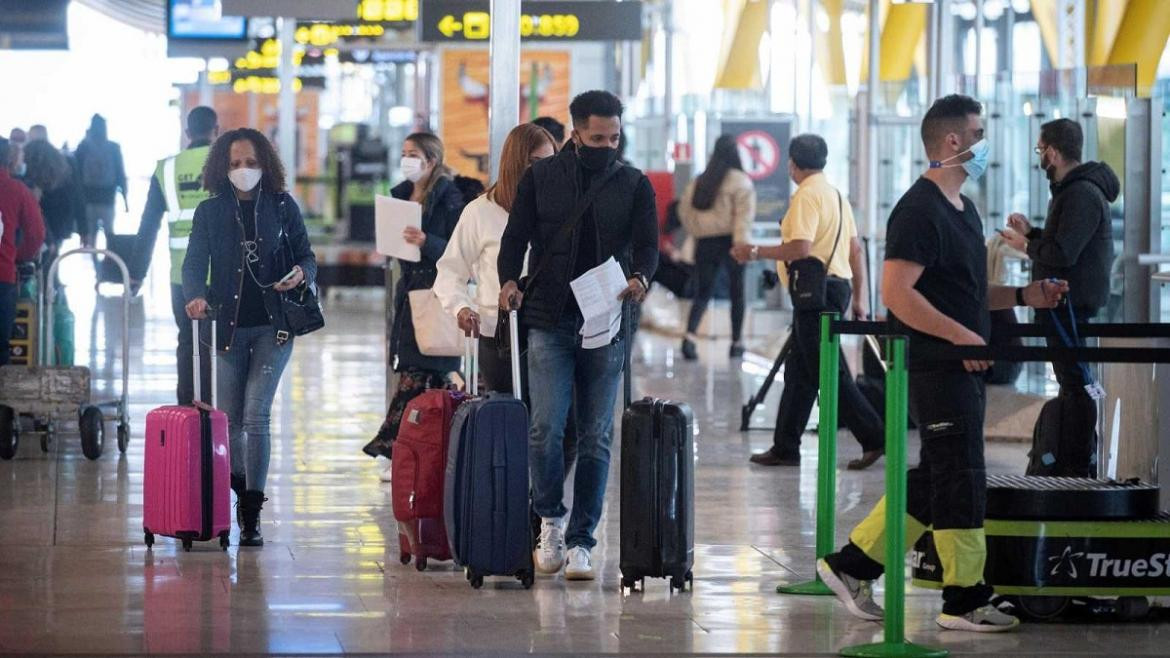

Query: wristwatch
(750, 245), (760, 261)
(632, 272), (649, 291)
(1015, 286), (1026, 307)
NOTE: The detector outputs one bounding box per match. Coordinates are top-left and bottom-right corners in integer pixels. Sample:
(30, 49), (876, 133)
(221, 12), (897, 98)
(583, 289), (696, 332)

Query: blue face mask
(930, 138), (989, 180)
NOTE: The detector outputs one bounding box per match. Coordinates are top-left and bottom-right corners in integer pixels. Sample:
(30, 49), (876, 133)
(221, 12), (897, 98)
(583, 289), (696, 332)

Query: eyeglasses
(1033, 144), (1049, 155)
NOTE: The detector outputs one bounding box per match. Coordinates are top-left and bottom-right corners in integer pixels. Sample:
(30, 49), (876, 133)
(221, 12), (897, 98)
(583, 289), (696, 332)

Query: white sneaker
(379, 464), (393, 483)
(564, 546), (594, 581)
(534, 518), (566, 574)
(817, 558), (884, 621)
(936, 605), (1020, 633)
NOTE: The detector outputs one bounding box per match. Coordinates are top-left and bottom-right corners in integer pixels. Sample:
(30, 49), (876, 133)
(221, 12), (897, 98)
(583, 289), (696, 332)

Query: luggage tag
(1085, 382), (1106, 401)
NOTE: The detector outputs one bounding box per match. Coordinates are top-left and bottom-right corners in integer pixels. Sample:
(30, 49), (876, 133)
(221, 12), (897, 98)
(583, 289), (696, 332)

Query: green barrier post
(777, 312), (838, 596)
(841, 336), (946, 658)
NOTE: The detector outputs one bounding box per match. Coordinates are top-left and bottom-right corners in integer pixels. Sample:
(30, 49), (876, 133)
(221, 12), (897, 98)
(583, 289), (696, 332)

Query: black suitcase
(98, 234), (136, 285)
(619, 397), (695, 592)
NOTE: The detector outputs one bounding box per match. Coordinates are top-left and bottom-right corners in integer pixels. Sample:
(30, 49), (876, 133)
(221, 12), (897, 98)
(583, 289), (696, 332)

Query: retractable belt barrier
(778, 313), (1170, 658)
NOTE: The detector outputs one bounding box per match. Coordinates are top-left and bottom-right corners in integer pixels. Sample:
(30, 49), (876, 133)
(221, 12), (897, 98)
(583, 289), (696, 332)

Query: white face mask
(229, 167), (262, 192)
(400, 156), (425, 183)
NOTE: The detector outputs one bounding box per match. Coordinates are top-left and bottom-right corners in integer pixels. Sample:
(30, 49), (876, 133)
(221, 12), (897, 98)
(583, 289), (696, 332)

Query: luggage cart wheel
(0, 405), (16, 460)
(399, 552), (411, 565)
(219, 533), (230, 551)
(519, 570), (534, 589)
(79, 406), (105, 460)
(182, 539), (193, 552)
(415, 557), (428, 572)
(470, 573), (484, 589)
(144, 531), (154, 548)
(117, 424), (130, 454)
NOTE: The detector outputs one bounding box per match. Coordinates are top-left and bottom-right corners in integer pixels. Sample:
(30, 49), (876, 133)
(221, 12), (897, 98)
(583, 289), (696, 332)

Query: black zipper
(199, 408), (212, 540)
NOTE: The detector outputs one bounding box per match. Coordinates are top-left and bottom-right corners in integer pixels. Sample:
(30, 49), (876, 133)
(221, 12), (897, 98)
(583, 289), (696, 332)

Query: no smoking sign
(736, 130), (781, 181)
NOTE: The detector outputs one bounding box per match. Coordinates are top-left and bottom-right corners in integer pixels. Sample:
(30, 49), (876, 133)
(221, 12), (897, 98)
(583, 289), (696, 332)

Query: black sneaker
(681, 338), (698, 361)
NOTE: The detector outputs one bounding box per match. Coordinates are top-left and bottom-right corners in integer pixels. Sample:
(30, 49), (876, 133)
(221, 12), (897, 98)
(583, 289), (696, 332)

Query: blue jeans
(527, 314), (625, 550)
(217, 326), (293, 492)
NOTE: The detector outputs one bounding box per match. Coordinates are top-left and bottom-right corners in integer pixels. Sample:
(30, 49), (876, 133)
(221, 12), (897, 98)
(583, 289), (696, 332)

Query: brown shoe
(750, 450), (801, 466)
(847, 449), (885, 471)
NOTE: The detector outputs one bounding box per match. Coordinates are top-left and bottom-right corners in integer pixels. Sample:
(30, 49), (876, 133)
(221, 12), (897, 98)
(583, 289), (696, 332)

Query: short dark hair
(921, 94), (983, 152)
(187, 106), (218, 138)
(569, 90), (623, 128)
(202, 128), (287, 194)
(788, 133), (828, 171)
(1040, 118), (1083, 162)
(532, 116), (565, 144)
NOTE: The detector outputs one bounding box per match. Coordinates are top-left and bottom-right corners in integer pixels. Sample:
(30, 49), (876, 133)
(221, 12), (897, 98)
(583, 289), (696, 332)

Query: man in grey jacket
(1002, 117), (1118, 475)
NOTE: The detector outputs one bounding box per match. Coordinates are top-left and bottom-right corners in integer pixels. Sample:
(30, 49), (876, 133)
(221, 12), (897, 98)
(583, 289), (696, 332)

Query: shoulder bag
(786, 191), (844, 312)
(277, 195), (325, 337)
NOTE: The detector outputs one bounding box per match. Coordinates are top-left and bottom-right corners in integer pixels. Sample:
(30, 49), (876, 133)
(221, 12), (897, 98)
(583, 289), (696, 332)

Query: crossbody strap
(824, 190), (845, 270)
(522, 162), (623, 291)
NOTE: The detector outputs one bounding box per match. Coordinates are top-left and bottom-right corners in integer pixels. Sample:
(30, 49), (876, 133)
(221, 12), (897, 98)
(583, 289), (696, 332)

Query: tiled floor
(1, 259), (1167, 656)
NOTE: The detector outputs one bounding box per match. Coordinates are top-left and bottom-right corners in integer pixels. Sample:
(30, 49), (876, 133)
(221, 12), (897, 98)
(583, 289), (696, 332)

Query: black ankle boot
(240, 490), (267, 547)
(230, 474), (246, 528)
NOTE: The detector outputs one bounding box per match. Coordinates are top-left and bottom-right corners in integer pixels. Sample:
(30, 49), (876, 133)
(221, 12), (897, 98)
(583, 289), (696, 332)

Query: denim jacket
(182, 188), (317, 352)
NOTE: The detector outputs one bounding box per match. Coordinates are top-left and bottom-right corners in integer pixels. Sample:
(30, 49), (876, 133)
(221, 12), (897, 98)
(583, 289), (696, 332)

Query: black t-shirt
(237, 200), (270, 328)
(884, 177), (988, 371)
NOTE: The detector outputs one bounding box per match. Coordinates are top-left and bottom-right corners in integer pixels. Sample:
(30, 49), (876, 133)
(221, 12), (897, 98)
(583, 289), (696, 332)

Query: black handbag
(494, 163), (622, 357)
(786, 191), (844, 312)
(277, 197), (324, 337)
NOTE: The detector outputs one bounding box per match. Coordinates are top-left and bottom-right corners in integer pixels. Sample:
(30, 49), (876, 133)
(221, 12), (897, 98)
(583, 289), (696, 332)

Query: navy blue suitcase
(443, 319), (535, 589)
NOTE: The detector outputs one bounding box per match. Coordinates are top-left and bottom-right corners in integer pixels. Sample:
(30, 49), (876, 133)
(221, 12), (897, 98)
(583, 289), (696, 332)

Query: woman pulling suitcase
(182, 128), (318, 547)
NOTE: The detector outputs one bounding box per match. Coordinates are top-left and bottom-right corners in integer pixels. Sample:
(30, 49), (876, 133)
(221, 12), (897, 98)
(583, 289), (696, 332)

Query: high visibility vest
(157, 145), (211, 284)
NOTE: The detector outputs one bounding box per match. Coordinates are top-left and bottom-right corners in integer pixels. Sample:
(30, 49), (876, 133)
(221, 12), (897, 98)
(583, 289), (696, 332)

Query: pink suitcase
(143, 318), (231, 551)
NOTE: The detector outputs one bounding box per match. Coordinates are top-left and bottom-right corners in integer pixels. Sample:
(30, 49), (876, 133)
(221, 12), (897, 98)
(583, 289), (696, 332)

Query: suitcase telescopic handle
(464, 332), (479, 397)
(508, 309), (522, 400)
(191, 316), (218, 409)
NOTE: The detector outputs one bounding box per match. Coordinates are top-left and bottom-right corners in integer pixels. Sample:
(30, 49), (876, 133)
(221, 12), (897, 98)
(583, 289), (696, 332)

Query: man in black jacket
(498, 90), (658, 581)
(1002, 118), (1118, 475)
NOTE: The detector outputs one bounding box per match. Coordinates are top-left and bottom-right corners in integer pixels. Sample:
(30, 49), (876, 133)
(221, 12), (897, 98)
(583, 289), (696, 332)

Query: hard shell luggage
(619, 397), (695, 592)
(143, 318), (231, 551)
(391, 387), (467, 570)
(444, 315), (535, 589)
(620, 302), (695, 592)
(1026, 393), (1098, 477)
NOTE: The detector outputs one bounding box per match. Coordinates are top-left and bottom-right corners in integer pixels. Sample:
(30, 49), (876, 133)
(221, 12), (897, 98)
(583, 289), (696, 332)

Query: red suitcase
(391, 381), (468, 570)
(143, 319), (231, 551)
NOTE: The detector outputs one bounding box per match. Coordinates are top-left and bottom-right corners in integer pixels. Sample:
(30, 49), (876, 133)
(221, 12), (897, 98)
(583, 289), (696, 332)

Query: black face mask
(1040, 150), (1057, 183)
(577, 143), (618, 171)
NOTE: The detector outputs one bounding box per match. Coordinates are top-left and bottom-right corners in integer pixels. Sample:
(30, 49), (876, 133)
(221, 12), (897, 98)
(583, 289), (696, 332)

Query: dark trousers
(831, 369), (992, 615)
(0, 282), (15, 366)
(171, 284), (212, 405)
(772, 278), (884, 459)
(686, 235), (745, 342)
(1036, 305), (1099, 476)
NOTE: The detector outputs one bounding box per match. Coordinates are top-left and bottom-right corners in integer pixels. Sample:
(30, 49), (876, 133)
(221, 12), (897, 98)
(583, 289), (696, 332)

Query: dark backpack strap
(522, 162), (624, 292)
(825, 190), (845, 269)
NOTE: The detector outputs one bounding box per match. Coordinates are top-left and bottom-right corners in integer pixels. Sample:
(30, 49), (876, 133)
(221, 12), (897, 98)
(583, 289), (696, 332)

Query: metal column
(927, 0), (954, 100)
(865, 0), (880, 240)
(489, 0), (521, 182)
(277, 17), (297, 176)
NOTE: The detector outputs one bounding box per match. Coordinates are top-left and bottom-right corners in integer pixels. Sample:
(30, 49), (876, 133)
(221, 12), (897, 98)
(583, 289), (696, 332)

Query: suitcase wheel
(117, 424), (130, 454)
(181, 539), (193, 552)
(415, 557), (428, 572)
(469, 572), (484, 589)
(399, 552), (411, 565)
(621, 576), (638, 592)
(144, 531), (154, 549)
(219, 533), (230, 551)
(40, 433), (50, 453)
(670, 576), (686, 592)
(518, 570), (534, 589)
(0, 405), (17, 460)
(79, 406), (104, 461)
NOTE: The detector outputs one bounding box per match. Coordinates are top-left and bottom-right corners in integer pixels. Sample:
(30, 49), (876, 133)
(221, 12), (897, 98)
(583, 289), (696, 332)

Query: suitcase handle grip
(508, 309), (521, 399)
(191, 316), (218, 409)
(464, 334), (479, 397)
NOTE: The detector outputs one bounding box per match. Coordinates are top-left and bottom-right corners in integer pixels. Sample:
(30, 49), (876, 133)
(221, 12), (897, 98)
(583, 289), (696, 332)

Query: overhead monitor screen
(168, 0), (247, 40)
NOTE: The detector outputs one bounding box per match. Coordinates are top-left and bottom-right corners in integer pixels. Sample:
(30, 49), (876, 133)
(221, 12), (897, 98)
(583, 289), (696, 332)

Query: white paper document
(570, 257), (629, 349)
(374, 195), (422, 262)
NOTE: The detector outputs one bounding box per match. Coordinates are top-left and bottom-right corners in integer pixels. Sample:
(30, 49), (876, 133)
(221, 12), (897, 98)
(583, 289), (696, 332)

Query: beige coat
(677, 168), (756, 244)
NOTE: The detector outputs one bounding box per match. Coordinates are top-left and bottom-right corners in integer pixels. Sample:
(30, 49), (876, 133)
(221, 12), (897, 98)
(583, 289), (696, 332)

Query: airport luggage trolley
(0, 248), (131, 460)
(912, 475), (1170, 621)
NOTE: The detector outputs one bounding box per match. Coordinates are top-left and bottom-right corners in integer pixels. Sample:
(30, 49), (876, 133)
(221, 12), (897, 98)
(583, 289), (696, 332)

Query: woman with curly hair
(23, 140), (84, 260)
(182, 128), (317, 547)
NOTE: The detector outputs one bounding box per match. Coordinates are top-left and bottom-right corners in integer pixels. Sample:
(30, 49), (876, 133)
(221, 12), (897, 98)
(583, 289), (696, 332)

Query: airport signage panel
(419, 1), (643, 42)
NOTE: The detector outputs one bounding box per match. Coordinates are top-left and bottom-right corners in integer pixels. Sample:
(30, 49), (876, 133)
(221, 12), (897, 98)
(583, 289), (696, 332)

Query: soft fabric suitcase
(98, 234), (136, 286)
(444, 317), (535, 589)
(143, 319), (231, 551)
(391, 388), (467, 570)
(1026, 393), (1098, 477)
(619, 397), (695, 592)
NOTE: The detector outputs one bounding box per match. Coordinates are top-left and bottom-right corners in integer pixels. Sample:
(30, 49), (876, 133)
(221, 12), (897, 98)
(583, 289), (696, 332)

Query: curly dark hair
(202, 128), (287, 194)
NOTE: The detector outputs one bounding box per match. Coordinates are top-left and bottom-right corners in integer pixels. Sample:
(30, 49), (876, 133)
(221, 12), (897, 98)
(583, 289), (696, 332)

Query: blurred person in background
(0, 137), (46, 365)
(22, 139), (84, 264)
(74, 114), (128, 247)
